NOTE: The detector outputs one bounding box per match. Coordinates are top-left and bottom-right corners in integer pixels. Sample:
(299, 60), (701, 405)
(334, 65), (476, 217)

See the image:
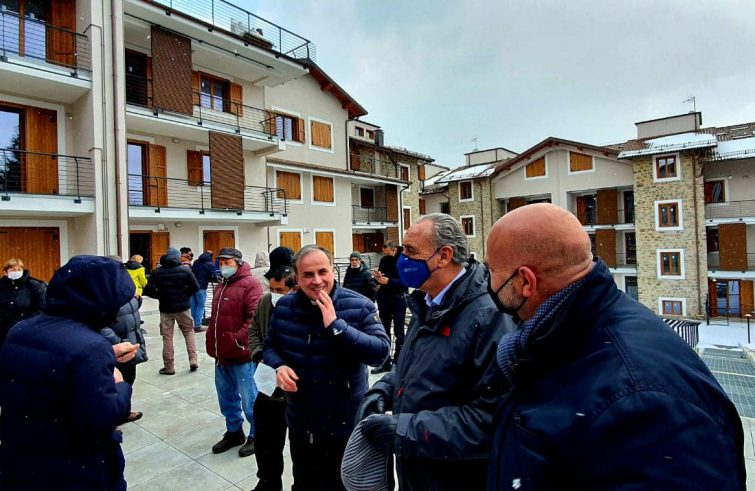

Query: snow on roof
(436, 163), (496, 183)
(618, 132), (717, 159)
(708, 136), (755, 161)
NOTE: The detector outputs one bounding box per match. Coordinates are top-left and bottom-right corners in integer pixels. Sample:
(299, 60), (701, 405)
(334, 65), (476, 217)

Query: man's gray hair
(292, 244), (333, 274)
(418, 213), (469, 265)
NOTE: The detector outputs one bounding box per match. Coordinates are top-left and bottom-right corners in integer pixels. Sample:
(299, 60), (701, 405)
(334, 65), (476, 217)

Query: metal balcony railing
(573, 208), (635, 226)
(0, 148), (94, 200)
(662, 318), (699, 349)
(128, 174), (287, 215)
(125, 75), (276, 139)
(351, 205), (394, 224)
(350, 152), (401, 180)
(0, 9), (91, 75)
(151, 0), (316, 62)
(705, 200), (755, 220)
(707, 252), (755, 271)
(615, 252), (637, 267)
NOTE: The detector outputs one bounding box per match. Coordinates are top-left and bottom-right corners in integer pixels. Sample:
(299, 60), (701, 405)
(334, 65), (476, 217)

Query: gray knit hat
(341, 415), (394, 491)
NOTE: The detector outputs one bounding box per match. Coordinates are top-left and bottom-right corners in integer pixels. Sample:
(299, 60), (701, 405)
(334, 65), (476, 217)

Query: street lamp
(746, 314), (752, 344)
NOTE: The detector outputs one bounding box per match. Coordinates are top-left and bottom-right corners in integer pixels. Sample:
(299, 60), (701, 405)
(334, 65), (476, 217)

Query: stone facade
(632, 152), (708, 318)
(446, 178), (496, 259)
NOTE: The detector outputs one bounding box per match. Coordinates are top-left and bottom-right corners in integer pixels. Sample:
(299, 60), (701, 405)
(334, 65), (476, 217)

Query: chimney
(375, 129), (384, 146)
(635, 112), (702, 139)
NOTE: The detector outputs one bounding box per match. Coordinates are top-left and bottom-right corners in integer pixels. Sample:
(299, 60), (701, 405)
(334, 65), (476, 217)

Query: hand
(113, 342), (139, 363)
(373, 271), (389, 285)
(355, 392), (386, 424)
(315, 290), (337, 327)
(361, 414), (398, 454)
(114, 367), (124, 383)
(276, 365), (299, 392)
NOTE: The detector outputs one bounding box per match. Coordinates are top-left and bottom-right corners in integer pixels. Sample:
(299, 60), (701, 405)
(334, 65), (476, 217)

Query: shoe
(190, 364), (199, 372)
(194, 326), (207, 333)
(125, 411), (143, 423)
(212, 430), (246, 454)
(201, 317), (210, 326)
(251, 481), (283, 491)
(238, 436), (255, 457)
(159, 368), (175, 375)
(370, 362), (391, 374)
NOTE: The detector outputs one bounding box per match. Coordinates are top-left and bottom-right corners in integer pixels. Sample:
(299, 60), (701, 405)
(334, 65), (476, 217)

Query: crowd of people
(0, 206), (748, 490)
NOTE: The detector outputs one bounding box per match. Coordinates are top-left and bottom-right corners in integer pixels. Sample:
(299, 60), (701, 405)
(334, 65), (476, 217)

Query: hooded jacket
(0, 269), (46, 347)
(251, 251), (271, 293)
(191, 252), (219, 290)
(100, 297), (148, 367)
(367, 261), (516, 491)
(343, 261), (378, 301)
(206, 261), (263, 364)
(143, 255), (200, 313)
(0, 255), (134, 491)
(125, 260), (147, 296)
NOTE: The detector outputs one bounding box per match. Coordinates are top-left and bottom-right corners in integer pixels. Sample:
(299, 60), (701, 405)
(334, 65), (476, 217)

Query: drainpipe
(693, 154), (704, 317)
(479, 179), (486, 259)
(111, 0), (126, 256)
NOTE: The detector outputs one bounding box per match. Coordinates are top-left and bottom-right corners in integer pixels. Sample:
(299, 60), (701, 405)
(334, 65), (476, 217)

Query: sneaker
(212, 430), (245, 454)
(194, 326), (207, 333)
(159, 368), (175, 375)
(238, 436), (255, 457)
(190, 364), (199, 372)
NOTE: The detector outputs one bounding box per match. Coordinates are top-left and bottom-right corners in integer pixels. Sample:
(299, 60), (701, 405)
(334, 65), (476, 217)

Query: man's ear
(520, 266), (538, 298)
(439, 245), (454, 266)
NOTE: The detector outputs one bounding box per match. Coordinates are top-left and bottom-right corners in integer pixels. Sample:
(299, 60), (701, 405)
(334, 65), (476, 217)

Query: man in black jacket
(143, 247), (200, 375)
(356, 214), (516, 490)
(371, 241), (407, 373)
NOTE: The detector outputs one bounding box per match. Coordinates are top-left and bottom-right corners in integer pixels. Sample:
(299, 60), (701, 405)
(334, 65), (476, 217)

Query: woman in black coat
(0, 258), (46, 348)
(343, 251), (377, 301)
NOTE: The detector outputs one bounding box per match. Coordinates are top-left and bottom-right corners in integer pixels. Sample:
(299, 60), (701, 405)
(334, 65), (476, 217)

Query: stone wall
(446, 178), (496, 259)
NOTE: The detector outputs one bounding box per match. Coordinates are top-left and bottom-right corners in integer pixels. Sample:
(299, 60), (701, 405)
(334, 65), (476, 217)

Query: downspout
(479, 179), (485, 259)
(111, 0), (125, 256)
(693, 153), (704, 317)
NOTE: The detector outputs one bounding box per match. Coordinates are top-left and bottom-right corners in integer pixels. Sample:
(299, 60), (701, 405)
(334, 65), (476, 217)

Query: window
(202, 153), (211, 184)
(275, 170), (301, 201)
(623, 190), (635, 223)
(654, 155), (678, 180)
(460, 216), (475, 237)
(655, 200), (682, 231)
(310, 119), (332, 150)
(661, 299), (684, 316)
(525, 157), (546, 179)
(187, 150), (210, 187)
(625, 233), (636, 265)
(355, 127), (364, 137)
(569, 151), (593, 173)
(400, 165), (410, 182)
(275, 113), (304, 143)
(127, 142), (147, 206)
(704, 180), (726, 204)
(588, 233), (596, 256)
(440, 202), (450, 214)
(360, 187), (374, 208)
(1, 0), (50, 60)
(459, 181), (473, 201)
(312, 175), (334, 204)
(576, 195), (596, 225)
(706, 228), (719, 253)
(366, 130), (375, 140)
(403, 207), (411, 231)
(658, 250), (684, 278)
(200, 74), (229, 112)
(419, 198), (426, 215)
(625, 276), (638, 301)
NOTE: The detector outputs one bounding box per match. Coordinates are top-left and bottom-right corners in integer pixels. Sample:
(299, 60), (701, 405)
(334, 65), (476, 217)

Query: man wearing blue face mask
(355, 213), (516, 491)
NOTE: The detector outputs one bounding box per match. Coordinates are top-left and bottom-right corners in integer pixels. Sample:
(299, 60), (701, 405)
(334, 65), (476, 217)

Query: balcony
(0, 9), (92, 102)
(352, 206), (396, 225)
(705, 200), (755, 222)
(707, 252), (755, 272)
(127, 174), (287, 223)
(0, 148), (95, 216)
(350, 152), (402, 180)
(573, 208), (635, 227)
(615, 252), (637, 267)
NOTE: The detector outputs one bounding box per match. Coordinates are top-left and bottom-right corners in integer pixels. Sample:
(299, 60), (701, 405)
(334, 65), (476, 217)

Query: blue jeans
(215, 361), (257, 436)
(190, 289), (207, 328)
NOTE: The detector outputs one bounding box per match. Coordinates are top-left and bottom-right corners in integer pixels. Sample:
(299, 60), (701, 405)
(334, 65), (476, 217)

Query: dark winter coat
(487, 260), (745, 490)
(0, 269), (46, 347)
(343, 263), (378, 301)
(192, 252), (219, 290)
(101, 297), (147, 366)
(263, 285), (389, 442)
(376, 252), (407, 300)
(368, 261), (516, 491)
(0, 255), (134, 491)
(249, 292), (275, 363)
(206, 261), (262, 364)
(143, 255), (200, 313)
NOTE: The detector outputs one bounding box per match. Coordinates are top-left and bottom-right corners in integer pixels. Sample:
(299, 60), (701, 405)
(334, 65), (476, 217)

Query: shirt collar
(425, 266), (467, 309)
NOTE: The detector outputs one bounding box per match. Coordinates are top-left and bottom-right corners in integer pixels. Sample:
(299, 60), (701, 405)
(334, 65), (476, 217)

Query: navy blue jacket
(0, 255), (135, 491)
(376, 253), (407, 300)
(263, 285), (389, 442)
(192, 251), (219, 290)
(0, 269), (46, 347)
(143, 256), (200, 313)
(488, 260), (745, 490)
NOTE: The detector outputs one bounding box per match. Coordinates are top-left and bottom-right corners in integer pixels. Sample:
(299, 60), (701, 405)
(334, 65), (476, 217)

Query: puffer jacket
(206, 261), (262, 364)
(251, 252), (271, 293)
(487, 260), (745, 490)
(0, 269), (46, 347)
(143, 256), (200, 313)
(263, 285), (389, 442)
(100, 297), (147, 366)
(125, 261), (147, 296)
(191, 252), (219, 290)
(367, 261), (516, 491)
(343, 263), (378, 301)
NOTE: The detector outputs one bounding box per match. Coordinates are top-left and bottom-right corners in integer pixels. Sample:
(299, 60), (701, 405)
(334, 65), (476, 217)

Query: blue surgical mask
(396, 249), (440, 289)
(220, 266), (237, 279)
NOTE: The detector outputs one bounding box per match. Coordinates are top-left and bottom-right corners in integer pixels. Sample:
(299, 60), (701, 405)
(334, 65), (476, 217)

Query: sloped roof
(491, 137), (619, 178)
(617, 132), (717, 158)
(435, 163), (496, 183)
(307, 63), (367, 119)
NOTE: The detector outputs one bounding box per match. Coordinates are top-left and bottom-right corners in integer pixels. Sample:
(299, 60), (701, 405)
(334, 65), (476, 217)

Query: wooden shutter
(191, 71), (200, 106)
(276, 171), (301, 200)
(315, 231), (335, 256)
(419, 198), (426, 215)
(47, 0), (76, 67)
(596, 189), (618, 225)
(418, 165), (426, 181)
(719, 223), (747, 271)
(209, 132), (244, 209)
(311, 120), (331, 148)
(385, 185), (398, 222)
(229, 82), (243, 116)
(151, 27), (193, 114)
(403, 208), (411, 231)
(742, 280), (754, 316)
(352, 233), (364, 252)
(569, 152), (593, 172)
(507, 197), (526, 212)
(150, 232), (170, 275)
(24, 107), (58, 194)
(386, 227), (399, 245)
(576, 196), (588, 224)
(187, 150), (203, 186)
(147, 144), (167, 206)
(525, 157), (546, 178)
(279, 232), (302, 252)
(708, 280), (718, 317)
(351, 152), (361, 171)
(312, 175), (334, 203)
(595, 229), (616, 268)
(296, 117), (306, 143)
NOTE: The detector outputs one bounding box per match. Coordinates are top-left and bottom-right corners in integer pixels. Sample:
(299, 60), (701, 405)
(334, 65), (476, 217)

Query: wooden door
(364, 233), (383, 253)
(718, 223), (747, 271)
(47, 0), (76, 67)
(315, 231), (334, 256)
(385, 185), (398, 222)
(742, 280), (754, 317)
(0, 227), (60, 282)
(24, 107), (58, 194)
(150, 232), (170, 272)
(576, 196), (588, 225)
(708, 280), (718, 317)
(279, 231), (301, 252)
(147, 144), (167, 206)
(352, 233), (364, 252)
(203, 230), (236, 259)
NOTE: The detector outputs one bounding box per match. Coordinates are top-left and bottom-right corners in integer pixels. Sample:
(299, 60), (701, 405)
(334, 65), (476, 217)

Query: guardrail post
(1, 151), (9, 201)
(74, 157), (82, 203)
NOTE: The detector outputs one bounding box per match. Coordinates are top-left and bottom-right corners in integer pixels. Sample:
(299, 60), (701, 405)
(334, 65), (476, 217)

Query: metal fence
(0, 148), (94, 200)
(662, 318), (700, 349)
(0, 9), (91, 74)
(705, 200), (755, 220)
(707, 252), (755, 271)
(352, 205), (392, 224)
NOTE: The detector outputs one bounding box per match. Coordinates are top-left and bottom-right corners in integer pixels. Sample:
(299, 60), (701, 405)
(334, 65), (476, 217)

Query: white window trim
(402, 206), (412, 231)
(653, 153), (681, 183)
(523, 154), (548, 181)
(656, 248), (685, 280)
(704, 178), (729, 206)
(270, 105), (303, 147)
(460, 215), (476, 238)
(658, 297), (687, 317)
(273, 169), (304, 205)
(654, 199), (684, 232)
(358, 185), (376, 209)
(309, 173), (336, 207)
(277, 228), (304, 249)
(458, 180), (474, 202)
(566, 150), (595, 175)
(308, 116), (334, 154)
(312, 228), (337, 256)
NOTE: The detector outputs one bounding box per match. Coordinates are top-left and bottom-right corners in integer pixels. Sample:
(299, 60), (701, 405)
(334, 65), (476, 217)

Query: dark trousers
(253, 393), (287, 490)
(378, 295), (407, 363)
(289, 432), (348, 491)
(119, 364), (136, 386)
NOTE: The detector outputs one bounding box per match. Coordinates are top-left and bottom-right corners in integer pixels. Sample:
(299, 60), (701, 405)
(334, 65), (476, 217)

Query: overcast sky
(252, 0), (755, 168)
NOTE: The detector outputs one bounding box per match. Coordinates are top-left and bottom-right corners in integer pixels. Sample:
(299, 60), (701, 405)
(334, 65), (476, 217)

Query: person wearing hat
(342, 251), (377, 302)
(0, 255), (138, 490)
(206, 247), (264, 458)
(143, 247), (200, 375)
(262, 246), (295, 293)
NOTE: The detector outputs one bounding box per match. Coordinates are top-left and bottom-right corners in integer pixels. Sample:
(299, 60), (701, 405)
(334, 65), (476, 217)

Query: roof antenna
(683, 95), (696, 113)
(471, 136), (479, 151)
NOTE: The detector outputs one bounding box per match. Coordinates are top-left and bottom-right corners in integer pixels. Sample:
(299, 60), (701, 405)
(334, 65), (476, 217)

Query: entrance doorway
(203, 230), (235, 260)
(130, 231), (169, 274)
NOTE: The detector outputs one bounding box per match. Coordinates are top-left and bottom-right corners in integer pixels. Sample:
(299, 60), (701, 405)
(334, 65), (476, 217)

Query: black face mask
(488, 267), (527, 316)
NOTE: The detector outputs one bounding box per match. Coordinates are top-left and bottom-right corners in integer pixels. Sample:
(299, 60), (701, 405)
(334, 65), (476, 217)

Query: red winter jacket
(206, 261), (262, 364)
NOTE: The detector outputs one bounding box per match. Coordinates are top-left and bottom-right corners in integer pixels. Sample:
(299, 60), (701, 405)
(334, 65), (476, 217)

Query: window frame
(654, 199), (683, 231)
(460, 215), (476, 238)
(359, 186), (375, 209)
(658, 297), (687, 316)
(567, 150), (595, 175)
(459, 180), (474, 202)
(199, 72), (230, 113)
(656, 248), (685, 279)
(704, 178), (727, 205)
(355, 127), (364, 137)
(310, 173), (336, 206)
(653, 153), (681, 182)
(274, 169), (303, 204)
(399, 163), (411, 183)
(402, 206), (412, 231)
(308, 116), (334, 153)
(524, 155), (548, 180)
